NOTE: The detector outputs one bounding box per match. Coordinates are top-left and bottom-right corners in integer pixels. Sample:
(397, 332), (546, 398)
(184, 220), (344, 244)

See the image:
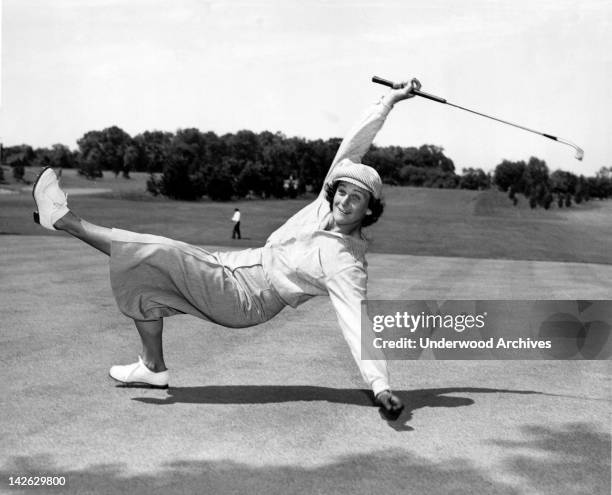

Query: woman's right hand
(376, 389), (405, 420)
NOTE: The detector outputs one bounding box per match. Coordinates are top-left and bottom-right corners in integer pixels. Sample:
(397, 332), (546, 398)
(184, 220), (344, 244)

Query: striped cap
(327, 159), (383, 199)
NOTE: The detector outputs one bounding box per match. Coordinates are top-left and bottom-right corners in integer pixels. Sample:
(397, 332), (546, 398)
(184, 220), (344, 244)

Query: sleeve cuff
(371, 377), (390, 397)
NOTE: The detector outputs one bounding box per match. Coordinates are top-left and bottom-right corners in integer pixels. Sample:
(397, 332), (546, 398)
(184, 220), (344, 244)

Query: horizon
(1, 126), (602, 178)
(1, 0), (610, 176)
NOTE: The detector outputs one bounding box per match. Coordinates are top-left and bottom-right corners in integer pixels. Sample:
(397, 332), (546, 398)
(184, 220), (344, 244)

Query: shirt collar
(320, 213), (369, 261)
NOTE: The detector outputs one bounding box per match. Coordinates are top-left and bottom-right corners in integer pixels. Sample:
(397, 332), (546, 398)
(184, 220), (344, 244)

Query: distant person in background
(31, 78), (421, 420)
(231, 208), (241, 239)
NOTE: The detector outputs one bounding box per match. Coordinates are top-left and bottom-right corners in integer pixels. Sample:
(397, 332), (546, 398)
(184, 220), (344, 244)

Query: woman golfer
(32, 79), (421, 418)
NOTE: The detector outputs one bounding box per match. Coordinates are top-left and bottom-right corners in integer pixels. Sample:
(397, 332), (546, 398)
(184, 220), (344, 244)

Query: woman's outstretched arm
(326, 264), (405, 418)
(319, 79), (421, 197)
(325, 264), (390, 395)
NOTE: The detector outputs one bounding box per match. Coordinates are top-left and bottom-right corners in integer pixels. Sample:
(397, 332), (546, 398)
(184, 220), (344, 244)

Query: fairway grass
(2, 167), (611, 264)
(2, 166), (610, 494)
(1, 236), (610, 494)
(2, 167), (610, 494)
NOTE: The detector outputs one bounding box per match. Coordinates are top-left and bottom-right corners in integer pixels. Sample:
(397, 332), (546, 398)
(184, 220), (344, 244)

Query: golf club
(372, 76), (584, 161)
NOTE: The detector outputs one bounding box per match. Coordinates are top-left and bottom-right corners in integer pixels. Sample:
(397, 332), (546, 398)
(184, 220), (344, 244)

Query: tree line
(1, 125), (610, 206)
(493, 157), (612, 209)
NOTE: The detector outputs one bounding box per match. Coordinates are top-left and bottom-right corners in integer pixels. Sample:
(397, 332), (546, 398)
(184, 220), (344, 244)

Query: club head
(575, 148), (584, 161)
(559, 139), (584, 161)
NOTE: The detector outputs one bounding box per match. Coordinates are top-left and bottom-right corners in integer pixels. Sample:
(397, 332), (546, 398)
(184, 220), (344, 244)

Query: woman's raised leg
(33, 167), (113, 256)
(54, 212), (113, 256)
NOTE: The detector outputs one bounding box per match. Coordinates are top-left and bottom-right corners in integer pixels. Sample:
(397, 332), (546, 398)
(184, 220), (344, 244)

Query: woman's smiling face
(331, 181), (371, 235)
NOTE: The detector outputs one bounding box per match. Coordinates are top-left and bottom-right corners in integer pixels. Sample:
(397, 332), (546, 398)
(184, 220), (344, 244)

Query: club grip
(372, 76), (448, 104)
(371, 76), (395, 88)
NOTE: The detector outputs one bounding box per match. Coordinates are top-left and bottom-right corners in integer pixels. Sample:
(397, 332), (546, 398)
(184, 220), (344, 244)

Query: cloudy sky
(2, 0), (610, 175)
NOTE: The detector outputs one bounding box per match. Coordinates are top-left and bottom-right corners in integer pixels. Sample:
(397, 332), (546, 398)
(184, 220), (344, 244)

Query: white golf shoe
(109, 356), (169, 389)
(32, 167), (70, 230)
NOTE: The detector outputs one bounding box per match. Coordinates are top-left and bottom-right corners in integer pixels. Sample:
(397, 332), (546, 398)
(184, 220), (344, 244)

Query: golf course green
(1, 167), (610, 494)
(2, 167), (611, 264)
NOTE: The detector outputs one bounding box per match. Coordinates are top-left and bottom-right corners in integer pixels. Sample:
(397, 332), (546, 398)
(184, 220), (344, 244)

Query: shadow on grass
(132, 386), (541, 431)
(492, 422), (611, 495)
(2, 422), (609, 495)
